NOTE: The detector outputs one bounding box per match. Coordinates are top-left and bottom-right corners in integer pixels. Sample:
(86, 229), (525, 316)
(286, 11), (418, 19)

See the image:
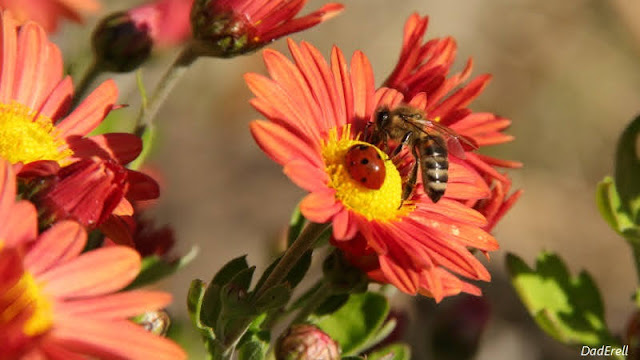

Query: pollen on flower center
(322, 126), (414, 222)
(1, 271), (53, 337)
(0, 102), (72, 165)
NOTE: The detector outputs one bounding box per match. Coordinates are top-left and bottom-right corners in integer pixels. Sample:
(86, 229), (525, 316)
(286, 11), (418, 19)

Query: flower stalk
(254, 222), (330, 299)
(130, 44), (199, 169)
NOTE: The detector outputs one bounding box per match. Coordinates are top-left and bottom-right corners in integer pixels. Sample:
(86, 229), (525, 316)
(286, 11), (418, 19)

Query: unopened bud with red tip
(92, 11), (156, 72)
(190, 0), (344, 58)
(276, 324), (340, 360)
(92, 0), (193, 73)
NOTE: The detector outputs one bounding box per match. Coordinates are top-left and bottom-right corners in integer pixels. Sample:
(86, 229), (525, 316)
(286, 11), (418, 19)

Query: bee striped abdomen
(420, 136), (448, 203)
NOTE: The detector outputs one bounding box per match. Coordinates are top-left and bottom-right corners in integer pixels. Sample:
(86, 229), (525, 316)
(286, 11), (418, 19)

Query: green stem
(254, 222), (330, 299)
(134, 44), (197, 137)
(290, 280), (333, 325)
(129, 44), (198, 169)
(72, 60), (101, 108)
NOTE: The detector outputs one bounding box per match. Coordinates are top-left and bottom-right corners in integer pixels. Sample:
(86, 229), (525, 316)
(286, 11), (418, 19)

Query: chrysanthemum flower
(0, 160), (186, 359)
(190, 0), (343, 57)
(247, 39), (501, 301)
(0, 0), (100, 32)
(0, 11), (140, 169)
(385, 13), (522, 231)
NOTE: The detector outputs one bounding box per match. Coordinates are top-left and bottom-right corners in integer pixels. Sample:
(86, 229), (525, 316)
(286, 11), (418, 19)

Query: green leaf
(506, 252), (617, 347)
(254, 284), (292, 312)
(615, 114), (640, 222)
(212, 256), (250, 287)
(314, 294), (350, 316)
(237, 317), (270, 360)
(200, 256), (251, 329)
(313, 293), (390, 356)
(367, 343), (411, 360)
(126, 247), (198, 289)
(356, 319), (397, 354)
(596, 177), (638, 237)
(187, 279), (215, 341)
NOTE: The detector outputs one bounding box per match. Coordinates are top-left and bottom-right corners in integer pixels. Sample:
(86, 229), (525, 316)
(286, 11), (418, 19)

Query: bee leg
(363, 122), (373, 142)
(400, 146), (419, 205)
(392, 131), (413, 161)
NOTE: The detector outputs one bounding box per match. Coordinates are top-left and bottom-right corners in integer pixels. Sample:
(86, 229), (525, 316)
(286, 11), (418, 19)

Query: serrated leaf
(596, 177), (638, 237)
(615, 114), (640, 222)
(313, 293), (390, 356)
(126, 247), (198, 289)
(367, 343), (410, 360)
(506, 252), (616, 347)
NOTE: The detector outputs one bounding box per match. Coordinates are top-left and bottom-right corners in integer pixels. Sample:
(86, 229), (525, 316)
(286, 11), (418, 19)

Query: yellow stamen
(1, 272), (53, 336)
(322, 125), (414, 222)
(0, 102), (72, 165)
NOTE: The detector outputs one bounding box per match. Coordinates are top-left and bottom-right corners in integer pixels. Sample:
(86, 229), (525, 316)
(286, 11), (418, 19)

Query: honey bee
(366, 105), (475, 203)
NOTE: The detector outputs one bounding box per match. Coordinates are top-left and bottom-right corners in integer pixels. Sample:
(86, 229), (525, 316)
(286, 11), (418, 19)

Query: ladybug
(344, 144), (386, 189)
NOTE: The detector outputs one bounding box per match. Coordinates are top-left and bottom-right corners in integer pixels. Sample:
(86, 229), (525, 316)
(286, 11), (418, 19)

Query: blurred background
(56, 0), (640, 358)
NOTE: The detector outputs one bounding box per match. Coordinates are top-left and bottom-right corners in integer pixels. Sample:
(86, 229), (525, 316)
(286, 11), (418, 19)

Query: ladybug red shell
(344, 144), (386, 189)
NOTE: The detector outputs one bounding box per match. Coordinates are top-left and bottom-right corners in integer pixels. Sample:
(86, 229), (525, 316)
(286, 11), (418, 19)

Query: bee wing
(408, 119), (475, 159)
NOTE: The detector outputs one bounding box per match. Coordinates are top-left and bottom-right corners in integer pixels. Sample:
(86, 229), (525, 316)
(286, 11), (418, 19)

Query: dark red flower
(38, 157), (159, 229)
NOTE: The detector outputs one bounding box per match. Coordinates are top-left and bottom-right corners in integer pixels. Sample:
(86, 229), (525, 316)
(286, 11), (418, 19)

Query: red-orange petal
(68, 133), (143, 165)
(56, 80), (118, 137)
(58, 290), (172, 319)
(250, 120), (322, 168)
(50, 318), (186, 360)
(0, 12), (18, 103)
(283, 160), (328, 192)
(24, 220), (85, 275)
(39, 247), (141, 298)
(299, 190), (341, 223)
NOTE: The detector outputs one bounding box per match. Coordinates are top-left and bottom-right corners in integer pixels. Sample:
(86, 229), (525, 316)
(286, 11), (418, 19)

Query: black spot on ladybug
(360, 177), (367, 183)
(376, 153), (381, 159)
(360, 158), (369, 165)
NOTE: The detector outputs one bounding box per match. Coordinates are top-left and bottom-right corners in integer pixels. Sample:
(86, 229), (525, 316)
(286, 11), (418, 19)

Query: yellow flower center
(0, 102), (72, 165)
(1, 271), (53, 336)
(322, 126), (414, 222)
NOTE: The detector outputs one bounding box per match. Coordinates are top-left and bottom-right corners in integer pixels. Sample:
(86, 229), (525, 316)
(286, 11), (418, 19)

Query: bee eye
(376, 108), (390, 125)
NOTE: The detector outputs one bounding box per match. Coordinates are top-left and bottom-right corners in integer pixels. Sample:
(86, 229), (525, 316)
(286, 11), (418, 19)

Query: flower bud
(189, 0), (343, 58)
(190, 1), (255, 58)
(92, 11), (156, 72)
(276, 324), (340, 360)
